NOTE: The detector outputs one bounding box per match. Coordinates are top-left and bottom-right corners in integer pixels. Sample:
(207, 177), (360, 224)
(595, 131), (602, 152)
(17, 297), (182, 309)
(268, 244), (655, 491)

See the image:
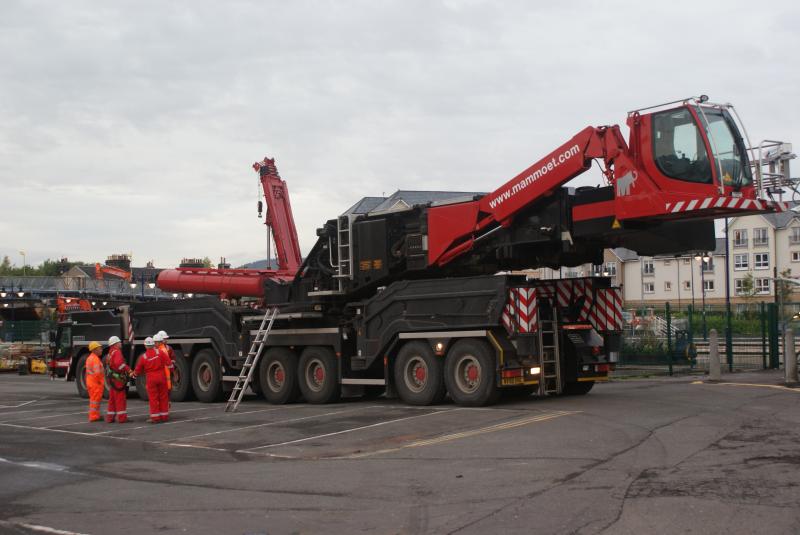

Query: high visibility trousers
(145, 378), (169, 422)
(87, 382), (104, 421)
(106, 388), (128, 423)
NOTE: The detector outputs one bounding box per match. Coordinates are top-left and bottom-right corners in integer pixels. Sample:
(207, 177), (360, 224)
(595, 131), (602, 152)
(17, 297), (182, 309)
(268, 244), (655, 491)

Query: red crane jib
(427, 104), (787, 268)
(156, 157), (303, 299)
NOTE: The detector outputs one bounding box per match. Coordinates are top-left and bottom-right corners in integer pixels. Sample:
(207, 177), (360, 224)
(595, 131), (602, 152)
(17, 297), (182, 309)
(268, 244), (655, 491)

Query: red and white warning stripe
(589, 288), (623, 331)
(502, 287), (539, 334)
(666, 197), (788, 214)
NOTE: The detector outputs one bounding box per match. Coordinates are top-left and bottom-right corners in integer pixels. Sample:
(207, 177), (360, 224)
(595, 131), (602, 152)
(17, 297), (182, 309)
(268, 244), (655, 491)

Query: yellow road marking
(338, 410), (579, 459)
(694, 381), (800, 393)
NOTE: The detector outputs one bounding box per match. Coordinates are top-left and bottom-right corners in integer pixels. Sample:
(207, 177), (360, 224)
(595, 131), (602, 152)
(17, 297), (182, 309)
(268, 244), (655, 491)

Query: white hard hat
(108, 336), (122, 346)
(157, 330), (169, 340)
(144, 336), (155, 347)
(153, 333), (164, 343)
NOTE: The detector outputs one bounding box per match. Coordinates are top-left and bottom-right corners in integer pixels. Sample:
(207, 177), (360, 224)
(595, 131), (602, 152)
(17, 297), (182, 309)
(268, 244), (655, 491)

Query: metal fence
(0, 319), (56, 343)
(619, 301), (799, 375)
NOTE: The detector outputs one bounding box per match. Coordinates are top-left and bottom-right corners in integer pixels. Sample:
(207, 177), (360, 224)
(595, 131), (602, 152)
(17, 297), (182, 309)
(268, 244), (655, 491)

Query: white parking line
(337, 410), (578, 458)
(240, 408), (458, 452)
(96, 406), (285, 435)
(165, 405), (367, 442)
(0, 399), (41, 409)
(41, 406), (215, 429)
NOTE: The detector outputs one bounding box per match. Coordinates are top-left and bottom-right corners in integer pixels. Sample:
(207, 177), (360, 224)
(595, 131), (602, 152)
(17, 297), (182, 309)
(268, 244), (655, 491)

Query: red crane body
(158, 96), (789, 299)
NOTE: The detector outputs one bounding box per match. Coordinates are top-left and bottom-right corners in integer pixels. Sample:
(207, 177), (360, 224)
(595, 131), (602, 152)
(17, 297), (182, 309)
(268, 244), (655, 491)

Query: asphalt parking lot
(1, 372), (799, 535)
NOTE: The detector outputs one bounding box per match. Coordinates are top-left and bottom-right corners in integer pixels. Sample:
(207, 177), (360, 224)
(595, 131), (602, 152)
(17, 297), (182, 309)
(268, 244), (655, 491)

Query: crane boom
(427, 97), (787, 268)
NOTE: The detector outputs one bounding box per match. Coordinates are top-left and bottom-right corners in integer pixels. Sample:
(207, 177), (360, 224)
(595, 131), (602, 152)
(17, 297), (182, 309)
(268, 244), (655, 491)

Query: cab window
(652, 108), (712, 183)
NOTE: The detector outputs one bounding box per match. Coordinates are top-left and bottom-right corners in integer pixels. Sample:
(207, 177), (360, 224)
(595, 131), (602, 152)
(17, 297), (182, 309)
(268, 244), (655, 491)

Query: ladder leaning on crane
(225, 307), (279, 412)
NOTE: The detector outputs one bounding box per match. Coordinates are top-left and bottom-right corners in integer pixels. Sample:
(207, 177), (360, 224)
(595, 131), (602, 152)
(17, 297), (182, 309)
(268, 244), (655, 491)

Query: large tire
(298, 346), (340, 404)
(134, 355), (149, 401)
(393, 341), (446, 406)
(169, 356), (193, 402)
(562, 381), (594, 395)
(444, 339), (500, 407)
(191, 349), (224, 403)
(75, 353), (89, 399)
(258, 347), (300, 404)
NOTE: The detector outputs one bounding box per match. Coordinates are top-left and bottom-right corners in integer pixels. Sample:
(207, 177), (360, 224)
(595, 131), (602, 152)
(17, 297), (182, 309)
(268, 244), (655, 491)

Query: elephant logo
(616, 171), (638, 196)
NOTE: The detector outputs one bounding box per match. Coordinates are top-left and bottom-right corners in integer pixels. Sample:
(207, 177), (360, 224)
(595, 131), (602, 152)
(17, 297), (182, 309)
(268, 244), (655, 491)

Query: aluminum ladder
(334, 214), (353, 291)
(225, 307), (278, 412)
(538, 317), (562, 396)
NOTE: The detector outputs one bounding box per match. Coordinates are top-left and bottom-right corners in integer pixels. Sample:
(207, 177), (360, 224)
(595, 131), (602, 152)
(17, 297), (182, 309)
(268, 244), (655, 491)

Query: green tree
(0, 256), (12, 275)
(739, 272), (756, 302)
(202, 256), (214, 268)
(777, 268), (795, 303)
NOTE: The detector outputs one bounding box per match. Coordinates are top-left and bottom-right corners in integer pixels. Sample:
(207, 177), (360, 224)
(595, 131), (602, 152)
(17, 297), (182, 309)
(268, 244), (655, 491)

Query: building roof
(343, 190), (484, 216)
(610, 237), (724, 262)
(610, 248), (639, 262)
(730, 201), (799, 229)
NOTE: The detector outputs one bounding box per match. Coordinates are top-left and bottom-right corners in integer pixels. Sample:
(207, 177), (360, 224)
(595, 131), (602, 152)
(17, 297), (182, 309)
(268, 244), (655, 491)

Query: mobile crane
(55, 96), (789, 406)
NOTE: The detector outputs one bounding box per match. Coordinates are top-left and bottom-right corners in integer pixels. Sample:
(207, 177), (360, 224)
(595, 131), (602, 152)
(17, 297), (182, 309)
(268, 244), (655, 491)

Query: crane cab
(617, 96), (786, 221)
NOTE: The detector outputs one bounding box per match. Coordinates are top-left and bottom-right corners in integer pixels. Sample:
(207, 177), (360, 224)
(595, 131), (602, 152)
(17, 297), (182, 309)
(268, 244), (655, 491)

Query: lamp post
(19, 251), (26, 277)
(129, 281), (137, 301)
(695, 253), (709, 339)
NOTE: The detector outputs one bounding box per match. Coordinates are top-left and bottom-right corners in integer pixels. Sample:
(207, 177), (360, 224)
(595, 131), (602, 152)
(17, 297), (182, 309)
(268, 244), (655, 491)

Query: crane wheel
(259, 347), (300, 404)
(393, 341), (446, 406)
(298, 347), (340, 404)
(191, 349), (224, 403)
(444, 339), (500, 407)
(169, 356), (193, 402)
(74, 353), (89, 399)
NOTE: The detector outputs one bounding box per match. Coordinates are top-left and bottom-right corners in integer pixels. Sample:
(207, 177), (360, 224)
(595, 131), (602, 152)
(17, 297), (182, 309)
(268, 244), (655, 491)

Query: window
(565, 270), (578, 278)
(756, 278), (770, 295)
(754, 253), (769, 270)
(682, 280), (691, 290)
(793, 251), (800, 263)
(735, 279), (746, 295)
(652, 108), (712, 183)
(733, 229), (748, 248)
(703, 279), (715, 292)
(664, 281), (672, 291)
(702, 257), (714, 272)
(643, 282), (655, 293)
(604, 262), (617, 276)
(791, 227), (800, 245)
(643, 260), (655, 275)
(753, 227), (768, 246)
(734, 253), (748, 270)
(696, 108), (753, 186)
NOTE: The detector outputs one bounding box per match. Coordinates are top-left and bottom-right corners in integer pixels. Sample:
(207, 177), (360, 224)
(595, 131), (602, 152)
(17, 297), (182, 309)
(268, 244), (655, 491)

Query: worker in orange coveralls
(85, 341), (105, 422)
(105, 336), (132, 423)
(133, 336), (171, 423)
(153, 332), (174, 393)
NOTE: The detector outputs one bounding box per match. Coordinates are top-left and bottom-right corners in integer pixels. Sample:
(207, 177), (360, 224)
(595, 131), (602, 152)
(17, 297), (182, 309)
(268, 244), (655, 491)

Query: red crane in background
(157, 157), (303, 299)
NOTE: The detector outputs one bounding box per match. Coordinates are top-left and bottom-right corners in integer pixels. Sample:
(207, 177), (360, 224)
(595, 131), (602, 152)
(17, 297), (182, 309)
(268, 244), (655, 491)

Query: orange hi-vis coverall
(135, 348), (170, 422)
(157, 343), (175, 391)
(85, 353), (105, 422)
(106, 346), (131, 423)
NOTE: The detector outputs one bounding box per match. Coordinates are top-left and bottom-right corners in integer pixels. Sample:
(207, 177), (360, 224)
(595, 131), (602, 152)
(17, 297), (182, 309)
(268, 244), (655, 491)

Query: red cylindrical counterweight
(156, 268), (293, 298)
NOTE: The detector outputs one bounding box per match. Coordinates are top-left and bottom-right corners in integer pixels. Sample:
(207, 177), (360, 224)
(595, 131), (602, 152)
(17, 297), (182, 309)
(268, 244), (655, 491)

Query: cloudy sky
(1, 0), (798, 269)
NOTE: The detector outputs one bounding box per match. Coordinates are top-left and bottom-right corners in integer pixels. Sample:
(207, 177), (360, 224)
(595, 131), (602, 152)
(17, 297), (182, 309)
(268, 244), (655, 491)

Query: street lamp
(19, 251), (26, 277)
(16, 290), (24, 298)
(0, 288), (6, 298)
(187, 293), (194, 298)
